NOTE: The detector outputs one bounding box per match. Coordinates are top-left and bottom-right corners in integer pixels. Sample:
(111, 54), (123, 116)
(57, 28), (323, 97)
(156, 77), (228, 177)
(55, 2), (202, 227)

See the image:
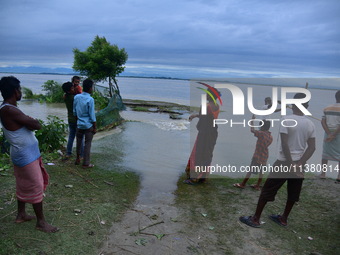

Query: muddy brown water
(93, 118), (199, 255)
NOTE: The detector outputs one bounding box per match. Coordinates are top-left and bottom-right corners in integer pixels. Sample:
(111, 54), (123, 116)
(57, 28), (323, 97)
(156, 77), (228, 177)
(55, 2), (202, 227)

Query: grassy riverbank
(2, 100), (339, 255)
(175, 174), (340, 255)
(123, 99), (193, 114)
(0, 153), (139, 255)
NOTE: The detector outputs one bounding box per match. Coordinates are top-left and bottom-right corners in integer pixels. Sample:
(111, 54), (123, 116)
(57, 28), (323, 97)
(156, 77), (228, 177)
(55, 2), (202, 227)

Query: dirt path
(100, 199), (198, 255)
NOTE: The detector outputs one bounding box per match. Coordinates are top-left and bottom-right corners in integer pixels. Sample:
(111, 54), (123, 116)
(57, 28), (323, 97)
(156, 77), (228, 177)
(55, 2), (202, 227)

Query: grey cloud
(0, 0), (339, 77)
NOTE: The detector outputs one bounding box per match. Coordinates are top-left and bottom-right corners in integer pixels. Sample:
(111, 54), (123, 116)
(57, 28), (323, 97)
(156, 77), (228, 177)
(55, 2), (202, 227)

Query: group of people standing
(0, 75), (97, 233)
(62, 76), (97, 168)
(0, 74), (339, 234)
(185, 89), (340, 228)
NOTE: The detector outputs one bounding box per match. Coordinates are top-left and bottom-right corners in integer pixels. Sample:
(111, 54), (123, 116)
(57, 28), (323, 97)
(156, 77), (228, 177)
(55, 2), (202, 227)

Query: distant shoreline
(1, 71), (338, 90)
(0, 71), (189, 81)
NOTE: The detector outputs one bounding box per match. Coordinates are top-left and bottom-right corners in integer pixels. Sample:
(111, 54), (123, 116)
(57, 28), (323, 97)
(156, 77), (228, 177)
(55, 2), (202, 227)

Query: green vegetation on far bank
(0, 153), (139, 255)
(123, 98), (195, 115)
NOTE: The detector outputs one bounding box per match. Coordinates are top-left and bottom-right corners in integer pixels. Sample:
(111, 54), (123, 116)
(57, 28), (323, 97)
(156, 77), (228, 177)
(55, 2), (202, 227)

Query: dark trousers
(76, 127), (94, 166)
(67, 122), (84, 156)
(259, 160), (304, 202)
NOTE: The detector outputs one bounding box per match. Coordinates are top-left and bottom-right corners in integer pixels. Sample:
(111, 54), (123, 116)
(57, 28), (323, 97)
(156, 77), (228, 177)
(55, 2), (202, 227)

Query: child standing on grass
(233, 115), (273, 190)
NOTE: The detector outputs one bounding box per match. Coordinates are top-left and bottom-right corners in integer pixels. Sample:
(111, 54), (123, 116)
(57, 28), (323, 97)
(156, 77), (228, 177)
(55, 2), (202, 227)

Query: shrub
(92, 90), (109, 110)
(22, 87), (44, 100)
(0, 154), (11, 176)
(41, 80), (64, 103)
(22, 87), (34, 99)
(35, 116), (67, 153)
(0, 129), (10, 154)
(0, 130), (11, 175)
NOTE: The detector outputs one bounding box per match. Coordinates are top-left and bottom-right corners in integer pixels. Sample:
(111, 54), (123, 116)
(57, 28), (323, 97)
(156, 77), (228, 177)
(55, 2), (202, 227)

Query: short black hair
(82, 78), (93, 92)
(294, 92), (309, 109)
(62, 82), (73, 93)
(0, 76), (21, 100)
(265, 97), (272, 103)
(335, 90), (340, 102)
(72, 76), (80, 82)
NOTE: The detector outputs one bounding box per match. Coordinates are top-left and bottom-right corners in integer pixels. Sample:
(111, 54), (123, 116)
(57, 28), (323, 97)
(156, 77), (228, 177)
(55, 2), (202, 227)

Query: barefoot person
(0, 76), (59, 233)
(73, 78), (97, 168)
(233, 115), (273, 190)
(239, 93), (316, 228)
(319, 90), (340, 182)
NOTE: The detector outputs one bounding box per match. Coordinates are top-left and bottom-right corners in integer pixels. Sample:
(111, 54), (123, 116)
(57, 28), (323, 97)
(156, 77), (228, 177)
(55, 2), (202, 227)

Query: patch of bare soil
(99, 202), (202, 255)
(100, 176), (339, 255)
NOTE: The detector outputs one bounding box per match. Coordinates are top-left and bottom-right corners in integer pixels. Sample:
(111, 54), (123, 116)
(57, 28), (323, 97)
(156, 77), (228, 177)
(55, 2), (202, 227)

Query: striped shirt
(323, 103), (340, 132)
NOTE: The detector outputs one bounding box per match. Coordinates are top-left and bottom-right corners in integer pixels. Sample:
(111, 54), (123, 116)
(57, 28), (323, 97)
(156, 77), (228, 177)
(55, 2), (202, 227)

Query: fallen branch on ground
(68, 169), (99, 188)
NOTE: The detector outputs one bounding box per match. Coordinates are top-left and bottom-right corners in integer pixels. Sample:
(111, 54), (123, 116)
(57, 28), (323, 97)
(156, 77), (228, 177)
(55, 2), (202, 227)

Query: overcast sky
(1, 0), (339, 78)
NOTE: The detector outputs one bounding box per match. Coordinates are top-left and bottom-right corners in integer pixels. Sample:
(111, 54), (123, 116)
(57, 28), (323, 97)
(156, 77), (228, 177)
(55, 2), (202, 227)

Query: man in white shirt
(239, 93), (316, 228)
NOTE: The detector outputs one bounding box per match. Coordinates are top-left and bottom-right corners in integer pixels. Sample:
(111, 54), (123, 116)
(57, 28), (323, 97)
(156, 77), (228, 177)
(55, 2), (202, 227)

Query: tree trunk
(109, 77), (113, 97)
(113, 77), (120, 96)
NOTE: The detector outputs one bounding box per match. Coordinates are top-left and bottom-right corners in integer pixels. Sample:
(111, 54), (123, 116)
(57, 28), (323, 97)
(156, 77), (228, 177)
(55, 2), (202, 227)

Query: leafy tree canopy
(73, 36), (128, 96)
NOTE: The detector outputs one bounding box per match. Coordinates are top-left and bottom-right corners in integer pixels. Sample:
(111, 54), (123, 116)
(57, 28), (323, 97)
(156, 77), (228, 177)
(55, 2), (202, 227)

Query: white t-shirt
(277, 115), (316, 161)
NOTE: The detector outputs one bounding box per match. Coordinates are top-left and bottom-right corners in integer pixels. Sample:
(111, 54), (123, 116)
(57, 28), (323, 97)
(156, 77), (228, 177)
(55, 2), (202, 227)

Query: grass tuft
(0, 154), (139, 255)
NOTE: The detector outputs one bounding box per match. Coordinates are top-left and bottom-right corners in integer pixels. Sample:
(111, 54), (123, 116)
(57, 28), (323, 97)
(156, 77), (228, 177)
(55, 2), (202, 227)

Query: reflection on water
(93, 122), (190, 205)
(121, 109), (190, 131)
(16, 101), (191, 132)
(17, 100), (67, 122)
(121, 122), (189, 205)
(11, 100), (190, 205)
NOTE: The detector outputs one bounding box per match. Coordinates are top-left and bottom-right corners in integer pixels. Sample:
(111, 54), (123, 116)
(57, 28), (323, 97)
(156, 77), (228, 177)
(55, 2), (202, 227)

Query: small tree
(73, 36), (128, 97)
(42, 80), (64, 103)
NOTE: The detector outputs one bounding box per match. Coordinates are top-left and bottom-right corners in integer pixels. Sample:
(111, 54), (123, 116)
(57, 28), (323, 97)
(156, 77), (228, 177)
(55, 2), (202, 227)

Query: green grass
(132, 106), (151, 112)
(123, 99), (192, 114)
(0, 154), (139, 255)
(175, 174), (340, 255)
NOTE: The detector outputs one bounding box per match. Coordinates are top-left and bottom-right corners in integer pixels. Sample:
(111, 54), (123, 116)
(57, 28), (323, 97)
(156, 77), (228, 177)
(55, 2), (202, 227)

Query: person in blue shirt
(73, 78), (97, 168)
